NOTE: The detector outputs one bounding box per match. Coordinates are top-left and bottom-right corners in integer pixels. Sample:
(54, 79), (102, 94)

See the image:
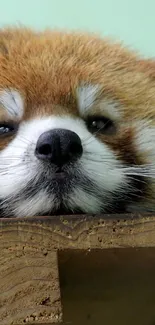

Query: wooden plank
(0, 220), (62, 324)
(0, 213), (155, 250)
(0, 212), (155, 324)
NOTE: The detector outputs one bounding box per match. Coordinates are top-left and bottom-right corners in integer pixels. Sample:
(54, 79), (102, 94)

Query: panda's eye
(0, 122), (18, 136)
(86, 116), (115, 134)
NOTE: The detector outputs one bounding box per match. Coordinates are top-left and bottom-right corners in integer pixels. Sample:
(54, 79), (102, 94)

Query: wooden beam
(1, 213), (155, 249)
(0, 216), (63, 325)
(0, 213), (155, 324)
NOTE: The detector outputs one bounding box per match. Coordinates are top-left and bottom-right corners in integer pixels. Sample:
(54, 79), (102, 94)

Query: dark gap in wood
(58, 249), (155, 325)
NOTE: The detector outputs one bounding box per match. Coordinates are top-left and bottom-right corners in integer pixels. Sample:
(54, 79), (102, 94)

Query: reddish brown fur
(100, 127), (143, 165)
(0, 27), (155, 158)
(0, 28), (155, 117)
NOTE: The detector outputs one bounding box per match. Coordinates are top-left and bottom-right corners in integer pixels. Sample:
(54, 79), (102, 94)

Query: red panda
(0, 27), (155, 217)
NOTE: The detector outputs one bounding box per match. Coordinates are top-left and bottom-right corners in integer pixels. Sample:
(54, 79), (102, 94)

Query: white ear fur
(0, 89), (24, 118)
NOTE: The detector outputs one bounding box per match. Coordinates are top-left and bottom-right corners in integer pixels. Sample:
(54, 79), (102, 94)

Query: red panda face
(0, 28), (155, 217)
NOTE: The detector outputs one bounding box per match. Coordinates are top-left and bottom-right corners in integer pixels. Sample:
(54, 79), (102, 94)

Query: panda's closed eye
(85, 116), (116, 135)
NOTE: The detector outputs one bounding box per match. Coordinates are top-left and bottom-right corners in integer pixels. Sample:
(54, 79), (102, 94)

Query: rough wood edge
(0, 213), (155, 249)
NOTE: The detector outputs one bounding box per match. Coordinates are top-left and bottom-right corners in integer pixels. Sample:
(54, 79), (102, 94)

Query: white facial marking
(77, 84), (101, 113)
(0, 89), (24, 118)
(77, 83), (121, 121)
(14, 191), (55, 218)
(68, 188), (103, 213)
(97, 98), (121, 121)
(136, 122), (155, 163)
(0, 115), (127, 217)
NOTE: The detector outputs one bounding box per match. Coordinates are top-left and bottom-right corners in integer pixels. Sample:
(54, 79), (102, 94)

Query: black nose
(35, 128), (83, 166)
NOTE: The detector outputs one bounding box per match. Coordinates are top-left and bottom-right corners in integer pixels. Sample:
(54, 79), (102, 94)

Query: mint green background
(0, 0), (155, 57)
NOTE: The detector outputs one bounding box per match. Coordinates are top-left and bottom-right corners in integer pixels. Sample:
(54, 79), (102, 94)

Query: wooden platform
(0, 213), (155, 325)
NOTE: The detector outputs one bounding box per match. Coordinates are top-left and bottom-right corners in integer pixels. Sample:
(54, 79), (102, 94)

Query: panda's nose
(35, 128), (83, 166)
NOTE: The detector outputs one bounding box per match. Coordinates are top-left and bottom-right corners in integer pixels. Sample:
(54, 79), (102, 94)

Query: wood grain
(1, 213), (155, 250)
(0, 213), (155, 324)
(0, 217), (62, 324)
